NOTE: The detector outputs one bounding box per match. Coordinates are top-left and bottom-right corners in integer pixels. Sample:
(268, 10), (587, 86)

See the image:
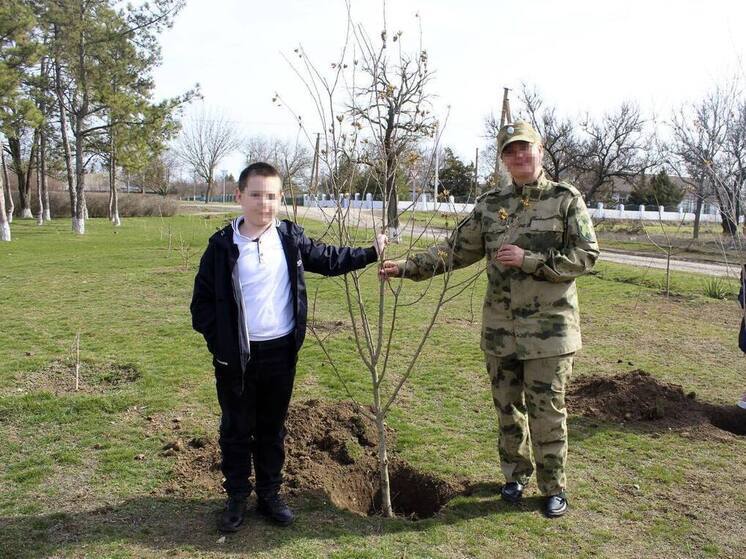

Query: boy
(191, 162), (385, 531)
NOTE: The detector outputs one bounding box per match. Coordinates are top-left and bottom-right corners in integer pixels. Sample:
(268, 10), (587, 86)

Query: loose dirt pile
(568, 369), (695, 424)
(568, 369), (746, 436)
(163, 399), (463, 518)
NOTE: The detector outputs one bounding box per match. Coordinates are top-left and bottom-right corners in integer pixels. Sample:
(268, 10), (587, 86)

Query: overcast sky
(153, 0), (746, 176)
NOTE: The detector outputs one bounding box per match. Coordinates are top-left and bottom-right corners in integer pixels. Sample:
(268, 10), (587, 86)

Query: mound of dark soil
(568, 369), (695, 423)
(568, 370), (746, 436)
(163, 399), (463, 519)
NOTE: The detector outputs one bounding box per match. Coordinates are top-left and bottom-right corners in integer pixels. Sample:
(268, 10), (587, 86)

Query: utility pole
(474, 147), (479, 196)
(433, 122), (440, 203)
(311, 133), (320, 195)
(220, 169), (227, 203)
(493, 87), (513, 185)
(500, 87), (512, 127)
(434, 146), (439, 204)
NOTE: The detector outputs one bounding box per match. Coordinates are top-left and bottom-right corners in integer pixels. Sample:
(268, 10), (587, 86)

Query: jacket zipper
(231, 254), (251, 394)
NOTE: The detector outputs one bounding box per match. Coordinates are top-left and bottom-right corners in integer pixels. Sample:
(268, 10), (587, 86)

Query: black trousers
(215, 333), (297, 499)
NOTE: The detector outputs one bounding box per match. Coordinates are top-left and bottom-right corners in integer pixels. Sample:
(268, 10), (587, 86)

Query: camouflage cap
(497, 121), (543, 154)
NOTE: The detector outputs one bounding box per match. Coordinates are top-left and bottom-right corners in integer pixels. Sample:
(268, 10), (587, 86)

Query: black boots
(257, 493), (295, 526)
(218, 496), (247, 533)
(218, 493), (295, 532)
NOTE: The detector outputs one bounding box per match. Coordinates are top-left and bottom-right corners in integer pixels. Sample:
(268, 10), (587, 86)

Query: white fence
(303, 194), (743, 223)
(588, 202), (742, 223)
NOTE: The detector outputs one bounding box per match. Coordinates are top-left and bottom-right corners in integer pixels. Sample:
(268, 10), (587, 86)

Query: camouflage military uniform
(396, 172), (599, 496)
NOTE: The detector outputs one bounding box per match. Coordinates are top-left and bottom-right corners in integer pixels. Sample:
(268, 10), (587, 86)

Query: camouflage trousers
(485, 352), (574, 496)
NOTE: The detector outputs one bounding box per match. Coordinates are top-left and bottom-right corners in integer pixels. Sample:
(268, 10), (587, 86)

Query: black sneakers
(218, 496), (248, 533)
(500, 481), (524, 504)
(257, 493), (295, 526)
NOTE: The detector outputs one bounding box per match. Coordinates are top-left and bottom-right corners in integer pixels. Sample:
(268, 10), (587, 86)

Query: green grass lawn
(0, 215), (744, 558)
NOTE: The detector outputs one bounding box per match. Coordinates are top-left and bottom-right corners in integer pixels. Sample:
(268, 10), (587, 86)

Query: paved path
(182, 202), (737, 278)
(600, 249), (736, 278)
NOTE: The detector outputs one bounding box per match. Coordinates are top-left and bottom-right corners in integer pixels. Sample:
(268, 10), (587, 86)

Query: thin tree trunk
(204, 177), (213, 203)
(73, 114), (86, 234)
(72, 23), (88, 235)
(665, 250), (671, 298)
(372, 384), (393, 517)
(8, 137), (33, 218)
(108, 129), (114, 220)
(386, 187), (398, 241)
(714, 185), (738, 236)
(53, 53), (76, 217)
(1, 144), (13, 223)
(23, 130), (39, 220)
(0, 155), (9, 241)
(38, 57), (50, 223)
(692, 193), (703, 240)
(111, 184), (120, 225)
(385, 149), (399, 242)
(41, 131), (50, 222)
(109, 128), (120, 226)
(35, 135), (43, 225)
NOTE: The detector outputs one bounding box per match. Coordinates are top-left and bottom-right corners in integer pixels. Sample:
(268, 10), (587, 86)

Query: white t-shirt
(232, 218), (295, 341)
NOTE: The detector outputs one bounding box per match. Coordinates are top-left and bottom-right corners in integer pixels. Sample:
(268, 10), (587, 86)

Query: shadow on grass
(0, 488), (525, 558)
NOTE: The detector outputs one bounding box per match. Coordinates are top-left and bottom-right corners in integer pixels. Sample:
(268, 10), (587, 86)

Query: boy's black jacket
(190, 219), (378, 376)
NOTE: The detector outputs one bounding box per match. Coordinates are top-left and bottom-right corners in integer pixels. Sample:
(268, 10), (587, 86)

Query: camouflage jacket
(398, 173), (599, 359)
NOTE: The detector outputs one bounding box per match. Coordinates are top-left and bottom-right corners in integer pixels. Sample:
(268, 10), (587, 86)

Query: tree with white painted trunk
(1, 143), (13, 223)
(0, 144), (9, 241)
(0, 0), (40, 221)
(46, 0), (188, 233)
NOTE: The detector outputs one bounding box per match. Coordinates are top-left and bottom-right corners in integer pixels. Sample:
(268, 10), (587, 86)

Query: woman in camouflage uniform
(380, 121), (599, 517)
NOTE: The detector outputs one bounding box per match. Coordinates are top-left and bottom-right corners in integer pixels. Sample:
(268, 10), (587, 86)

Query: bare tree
(516, 84), (583, 183)
(578, 102), (656, 202)
(349, 25), (436, 240)
(668, 82), (745, 237)
(719, 94), (746, 236)
(641, 212), (693, 297)
(243, 134), (312, 194)
(243, 135), (276, 165)
(280, 4), (472, 518)
(667, 88), (731, 238)
(176, 107), (240, 204)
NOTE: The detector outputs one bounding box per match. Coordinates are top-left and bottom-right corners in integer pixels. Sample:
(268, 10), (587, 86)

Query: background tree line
(2, 1), (744, 242)
(0, 0), (196, 239)
(481, 82), (746, 238)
